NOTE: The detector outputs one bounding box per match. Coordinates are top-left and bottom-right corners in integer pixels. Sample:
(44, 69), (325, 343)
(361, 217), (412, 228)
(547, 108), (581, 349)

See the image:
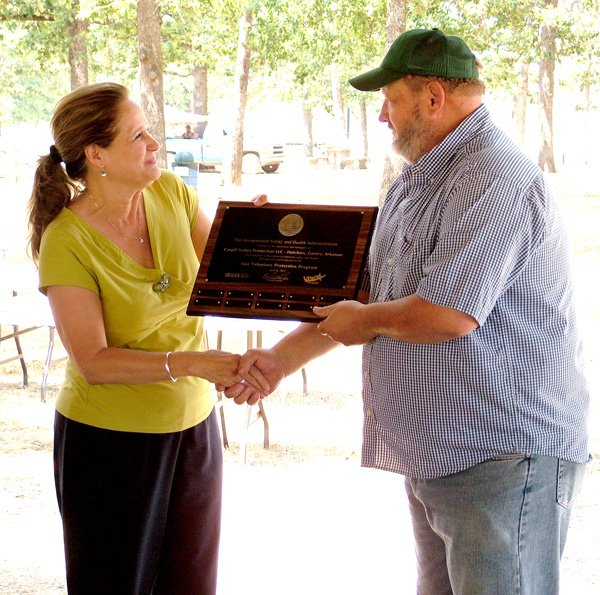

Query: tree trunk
(192, 63), (208, 137)
(359, 97), (368, 160)
(225, 7), (252, 187)
(513, 63), (528, 148)
(379, 0), (408, 204)
(538, 0), (557, 173)
(331, 71), (346, 144)
(386, 0), (405, 45)
(137, 0), (167, 168)
(303, 99), (314, 158)
(583, 81), (591, 166)
(68, 0), (88, 90)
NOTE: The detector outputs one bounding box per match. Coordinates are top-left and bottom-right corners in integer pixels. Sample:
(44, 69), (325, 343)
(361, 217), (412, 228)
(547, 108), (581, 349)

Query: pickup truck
(166, 121), (284, 174)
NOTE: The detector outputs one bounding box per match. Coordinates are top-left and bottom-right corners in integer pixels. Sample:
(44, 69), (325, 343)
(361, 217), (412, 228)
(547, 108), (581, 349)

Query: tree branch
(0, 14), (55, 22)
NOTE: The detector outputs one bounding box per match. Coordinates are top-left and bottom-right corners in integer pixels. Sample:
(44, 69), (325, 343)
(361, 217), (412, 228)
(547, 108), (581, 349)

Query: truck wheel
(242, 153), (262, 174)
(261, 164), (279, 174)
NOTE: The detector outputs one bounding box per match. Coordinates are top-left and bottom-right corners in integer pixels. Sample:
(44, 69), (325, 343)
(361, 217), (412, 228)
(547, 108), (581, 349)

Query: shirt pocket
(394, 234), (433, 298)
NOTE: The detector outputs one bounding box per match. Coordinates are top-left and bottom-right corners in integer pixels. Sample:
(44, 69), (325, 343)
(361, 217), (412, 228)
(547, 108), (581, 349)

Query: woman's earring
(100, 167), (107, 177)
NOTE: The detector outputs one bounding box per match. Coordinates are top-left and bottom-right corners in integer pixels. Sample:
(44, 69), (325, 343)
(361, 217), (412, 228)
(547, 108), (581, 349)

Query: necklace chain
(87, 191), (145, 244)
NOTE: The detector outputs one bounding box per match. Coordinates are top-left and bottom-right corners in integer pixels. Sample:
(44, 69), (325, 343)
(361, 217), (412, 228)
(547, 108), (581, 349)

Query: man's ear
(425, 81), (446, 115)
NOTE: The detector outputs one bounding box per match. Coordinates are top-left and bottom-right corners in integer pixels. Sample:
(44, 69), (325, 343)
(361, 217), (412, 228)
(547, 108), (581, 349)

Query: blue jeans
(405, 455), (586, 595)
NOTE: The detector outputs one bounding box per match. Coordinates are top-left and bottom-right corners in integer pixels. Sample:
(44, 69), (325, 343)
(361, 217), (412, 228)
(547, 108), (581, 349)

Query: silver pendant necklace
(87, 191), (145, 244)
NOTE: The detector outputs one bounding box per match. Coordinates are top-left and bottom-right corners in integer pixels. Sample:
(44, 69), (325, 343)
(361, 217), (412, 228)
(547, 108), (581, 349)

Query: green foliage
(0, 4), (70, 123)
(0, 0), (598, 124)
(86, 0), (138, 85)
(161, 0), (238, 72)
(163, 74), (193, 110)
(250, 0), (386, 110)
(0, 42), (68, 124)
(11, 68), (68, 123)
(404, 0), (599, 99)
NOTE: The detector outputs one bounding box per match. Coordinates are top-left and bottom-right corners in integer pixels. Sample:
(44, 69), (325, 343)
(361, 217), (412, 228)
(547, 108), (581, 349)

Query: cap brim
(349, 67), (404, 92)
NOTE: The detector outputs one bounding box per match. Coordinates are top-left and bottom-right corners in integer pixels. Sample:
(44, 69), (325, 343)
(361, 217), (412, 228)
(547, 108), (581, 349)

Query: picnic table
(0, 290), (58, 402)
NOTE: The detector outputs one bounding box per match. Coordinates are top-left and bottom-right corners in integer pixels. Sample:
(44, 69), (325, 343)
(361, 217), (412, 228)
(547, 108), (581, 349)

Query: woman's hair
(27, 82), (129, 262)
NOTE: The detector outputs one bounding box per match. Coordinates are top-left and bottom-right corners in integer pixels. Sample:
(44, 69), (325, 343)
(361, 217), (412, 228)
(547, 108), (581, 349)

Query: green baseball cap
(349, 28), (479, 92)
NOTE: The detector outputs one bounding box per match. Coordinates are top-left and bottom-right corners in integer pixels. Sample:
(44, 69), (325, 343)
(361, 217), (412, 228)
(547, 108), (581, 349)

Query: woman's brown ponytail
(27, 82), (129, 263)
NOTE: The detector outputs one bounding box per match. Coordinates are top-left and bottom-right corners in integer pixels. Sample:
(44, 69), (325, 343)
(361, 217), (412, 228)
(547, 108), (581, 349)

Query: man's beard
(391, 106), (431, 165)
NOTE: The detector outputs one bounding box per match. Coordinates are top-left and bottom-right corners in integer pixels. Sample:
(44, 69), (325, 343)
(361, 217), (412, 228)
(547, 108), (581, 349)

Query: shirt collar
(400, 104), (493, 184)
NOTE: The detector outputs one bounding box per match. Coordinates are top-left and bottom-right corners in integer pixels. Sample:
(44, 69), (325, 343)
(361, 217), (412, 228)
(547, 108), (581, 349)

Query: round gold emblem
(278, 213), (304, 237)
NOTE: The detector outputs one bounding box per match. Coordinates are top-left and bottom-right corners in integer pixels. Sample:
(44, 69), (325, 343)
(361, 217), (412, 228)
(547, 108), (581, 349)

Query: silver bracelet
(164, 351), (178, 382)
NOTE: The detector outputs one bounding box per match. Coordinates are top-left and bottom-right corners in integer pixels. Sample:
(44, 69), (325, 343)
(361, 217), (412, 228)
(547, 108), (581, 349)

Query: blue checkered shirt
(361, 105), (590, 479)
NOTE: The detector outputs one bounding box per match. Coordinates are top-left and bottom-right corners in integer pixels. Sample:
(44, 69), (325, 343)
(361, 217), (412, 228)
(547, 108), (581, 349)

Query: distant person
(27, 82), (267, 594)
(182, 124), (198, 138)
(222, 28), (590, 594)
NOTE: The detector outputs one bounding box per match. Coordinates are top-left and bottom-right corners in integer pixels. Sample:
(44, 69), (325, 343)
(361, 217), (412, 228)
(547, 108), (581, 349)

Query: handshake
(209, 298), (375, 405)
(214, 347), (286, 406)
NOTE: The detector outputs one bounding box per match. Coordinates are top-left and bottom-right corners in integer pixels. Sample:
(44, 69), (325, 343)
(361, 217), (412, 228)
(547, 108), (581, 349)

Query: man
(225, 28), (590, 594)
(182, 124), (198, 138)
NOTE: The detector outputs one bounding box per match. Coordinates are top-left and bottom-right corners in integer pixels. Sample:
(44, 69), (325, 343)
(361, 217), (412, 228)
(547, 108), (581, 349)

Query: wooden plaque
(187, 201), (378, 322)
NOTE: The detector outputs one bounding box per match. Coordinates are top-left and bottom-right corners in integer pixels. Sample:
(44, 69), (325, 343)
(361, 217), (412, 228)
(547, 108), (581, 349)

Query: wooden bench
(341, 156), (368, 169)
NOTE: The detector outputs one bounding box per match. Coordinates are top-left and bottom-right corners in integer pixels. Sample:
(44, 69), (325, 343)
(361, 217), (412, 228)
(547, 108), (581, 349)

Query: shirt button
(365, 409), (373, 417)
(386, 257), (395, 266)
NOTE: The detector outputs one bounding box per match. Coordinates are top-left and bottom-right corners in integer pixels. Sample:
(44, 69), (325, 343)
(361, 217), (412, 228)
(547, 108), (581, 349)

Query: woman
(28, 82), (266, 594)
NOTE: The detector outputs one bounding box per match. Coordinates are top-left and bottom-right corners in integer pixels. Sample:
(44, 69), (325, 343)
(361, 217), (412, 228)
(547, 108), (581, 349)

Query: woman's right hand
(215, 348), (285, 405)
(192, 350), (271, 394)
(192, 349), (242, 386)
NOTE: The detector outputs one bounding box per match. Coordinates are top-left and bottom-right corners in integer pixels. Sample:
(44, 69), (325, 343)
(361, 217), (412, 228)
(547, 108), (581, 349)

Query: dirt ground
(1, 165), (599, 594)
(0, 345), (598, 595)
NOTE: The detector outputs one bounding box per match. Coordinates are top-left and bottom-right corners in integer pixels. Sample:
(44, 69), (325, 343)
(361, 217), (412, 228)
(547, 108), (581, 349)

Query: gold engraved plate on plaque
(278, 213), (304, 237)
